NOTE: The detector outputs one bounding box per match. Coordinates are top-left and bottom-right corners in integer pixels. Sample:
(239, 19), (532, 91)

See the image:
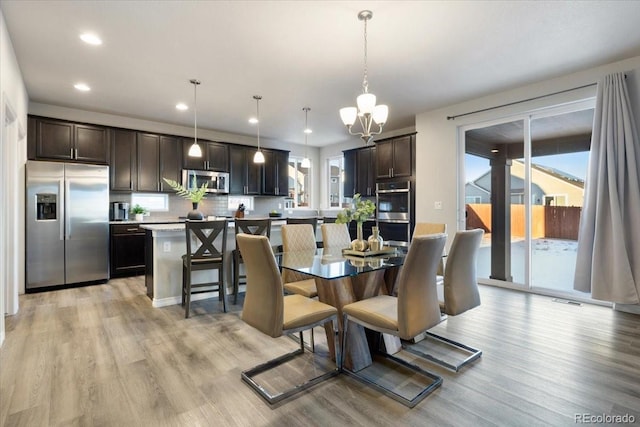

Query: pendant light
(187, 79), (202, 157)
(339, 10), (388, 145)
(301, 107), (311, 168)
(253, 95), (265, 164)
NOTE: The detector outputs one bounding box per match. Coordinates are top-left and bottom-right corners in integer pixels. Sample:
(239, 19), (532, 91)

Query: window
(288, 156), (311, 208)
(543, 194), (568, 207)
(327, 156), (343, 208)
(131, 193), (168, 212)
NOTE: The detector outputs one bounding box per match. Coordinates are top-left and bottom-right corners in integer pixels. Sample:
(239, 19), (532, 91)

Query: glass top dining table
(277, 247), (406, 279)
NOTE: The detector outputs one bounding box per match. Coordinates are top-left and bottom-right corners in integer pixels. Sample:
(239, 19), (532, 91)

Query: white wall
(415, 55), (640, 253)
(1, 9), (29, 345)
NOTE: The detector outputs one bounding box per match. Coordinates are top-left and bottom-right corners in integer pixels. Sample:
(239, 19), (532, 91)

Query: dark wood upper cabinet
(343, 149), (357, 198)
(31, 117), (108, 164)
(262, 149), (289, 196)
(36, 119), (73, 160)
(74, 124), (109, 163)
(137, 133), (160, 192)
(159, 135), (182, 191)
(206, 142), (229, 172)
(356, 146), (376, 196)
(182, 139), (229, 172)
(375, 135), (413, 179)
(229, 145), (261, 195)
(110, 129), (137, 191)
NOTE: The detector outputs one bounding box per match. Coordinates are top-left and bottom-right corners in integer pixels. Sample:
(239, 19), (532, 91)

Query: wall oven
(183, 169), (229, 194)
(376, 181), (412, 243)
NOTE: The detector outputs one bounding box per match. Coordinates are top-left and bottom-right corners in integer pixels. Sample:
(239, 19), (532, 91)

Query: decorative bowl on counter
(269, 212), (283, 218)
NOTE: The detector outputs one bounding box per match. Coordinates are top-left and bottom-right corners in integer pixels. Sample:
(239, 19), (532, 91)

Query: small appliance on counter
(111, 202), (129, 221)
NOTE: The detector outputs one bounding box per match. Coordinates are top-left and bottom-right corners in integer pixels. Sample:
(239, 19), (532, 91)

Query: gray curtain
(574, 72), (640, 303)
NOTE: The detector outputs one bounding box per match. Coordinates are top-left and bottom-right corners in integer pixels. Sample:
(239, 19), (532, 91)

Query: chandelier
(187, 79), (202, 157)
(301, 107), (311, 168)
(252, 95), (265, 164)
(339, 10), (388, 145)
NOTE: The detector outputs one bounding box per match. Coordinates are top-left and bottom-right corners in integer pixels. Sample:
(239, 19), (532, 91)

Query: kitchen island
(141, 220), (297, 307)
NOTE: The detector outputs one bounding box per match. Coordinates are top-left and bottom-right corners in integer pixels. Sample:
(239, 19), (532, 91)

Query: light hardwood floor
(1, 277), (639, 426)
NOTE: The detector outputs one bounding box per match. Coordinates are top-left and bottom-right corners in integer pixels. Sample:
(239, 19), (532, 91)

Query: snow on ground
(476, 236), (590, 296)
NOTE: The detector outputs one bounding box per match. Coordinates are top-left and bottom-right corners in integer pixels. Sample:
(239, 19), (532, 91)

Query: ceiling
(3, 1), (640, 147)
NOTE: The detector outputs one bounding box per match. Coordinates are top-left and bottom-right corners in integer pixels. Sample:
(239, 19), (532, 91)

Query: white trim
(152, 290), (222, 308)
(457, 95), (597, 300)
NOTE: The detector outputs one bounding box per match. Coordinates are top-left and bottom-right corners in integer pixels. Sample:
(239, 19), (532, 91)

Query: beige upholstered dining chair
(236, 234), (340, 404)
(413, 222), (447, 275)
(281, 223), (320, 351)
(341, 234), (447, 407)
(232, 218), (271, 304)
(320, 223), (352, 249)
(182, 219), (228, 318)
(411, 228), (484, 372)
(281, 224), (318, 297)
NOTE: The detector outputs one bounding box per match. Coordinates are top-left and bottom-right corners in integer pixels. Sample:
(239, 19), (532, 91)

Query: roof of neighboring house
(466, 161), (585, 190)
(530, 163), (585, 189)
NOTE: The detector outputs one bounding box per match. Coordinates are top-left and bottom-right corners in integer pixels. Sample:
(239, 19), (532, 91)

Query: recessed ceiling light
(80, 33), (102, 45)
(491, 149), (499, 153)
(304, 128), (312, 134)
(176, 103), (188, 111)
(248, 117), (258, 124)
(74, 83), (91, 92)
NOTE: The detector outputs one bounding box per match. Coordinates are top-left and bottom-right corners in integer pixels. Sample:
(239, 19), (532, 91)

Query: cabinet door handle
(75, 148), (78, 159)
(127, 228), (138, 232)
(391, 167), (394, 177)
(70, 148), (74, 159)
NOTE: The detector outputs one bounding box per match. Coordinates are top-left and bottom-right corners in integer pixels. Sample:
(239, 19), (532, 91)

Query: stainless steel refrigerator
(26, 160), (109, 290)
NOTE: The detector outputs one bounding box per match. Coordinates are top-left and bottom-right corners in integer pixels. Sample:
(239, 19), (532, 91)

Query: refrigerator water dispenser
(36, 193), (57, 220)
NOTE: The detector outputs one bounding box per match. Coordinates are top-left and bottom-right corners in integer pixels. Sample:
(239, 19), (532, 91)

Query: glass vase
(351, 222), (369, 252)
(367, 226), (384, 252)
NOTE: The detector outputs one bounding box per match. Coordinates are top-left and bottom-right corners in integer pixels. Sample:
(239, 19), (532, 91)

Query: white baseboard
(152, 291), (221, 308)
(614, 303), (640, 315)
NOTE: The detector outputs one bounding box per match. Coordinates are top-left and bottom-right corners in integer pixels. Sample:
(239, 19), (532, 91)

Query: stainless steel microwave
(182, 170), (230, 194)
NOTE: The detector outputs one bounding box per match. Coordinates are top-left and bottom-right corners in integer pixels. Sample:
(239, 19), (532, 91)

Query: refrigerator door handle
(59, 178), (65, 241)
(65, 179), (71, 240)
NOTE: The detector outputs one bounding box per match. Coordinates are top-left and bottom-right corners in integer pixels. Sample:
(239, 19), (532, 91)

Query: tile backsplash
(109, 193), (320, 219)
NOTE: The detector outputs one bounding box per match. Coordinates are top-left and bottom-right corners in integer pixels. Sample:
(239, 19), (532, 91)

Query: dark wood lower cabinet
(110, 224), (146, 277)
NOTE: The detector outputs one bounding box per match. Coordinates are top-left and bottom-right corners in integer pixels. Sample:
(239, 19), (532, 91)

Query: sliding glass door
(461, 101), (595, 299)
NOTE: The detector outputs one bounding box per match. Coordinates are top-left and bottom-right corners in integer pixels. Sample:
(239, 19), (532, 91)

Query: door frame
(456, 98), (606, 304)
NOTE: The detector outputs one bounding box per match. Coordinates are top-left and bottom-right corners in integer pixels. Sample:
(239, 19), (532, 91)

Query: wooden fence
(466, 204), (581, 240)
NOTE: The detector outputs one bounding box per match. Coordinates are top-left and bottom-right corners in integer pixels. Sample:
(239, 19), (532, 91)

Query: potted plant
(163, 177), (208, 220)
(131, 204), (147, 222)
(336, 193), (376, 251)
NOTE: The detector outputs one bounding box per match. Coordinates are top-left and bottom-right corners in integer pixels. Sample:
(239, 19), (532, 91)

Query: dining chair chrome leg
(341, 313), (443, 408)
(288, 329), (315, 353)
(241, 316), (339, 405)
(403, 331), (482, 372)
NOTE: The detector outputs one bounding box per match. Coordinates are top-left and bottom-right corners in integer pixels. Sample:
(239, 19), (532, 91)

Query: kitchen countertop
(112, 216), (335, 226)
(109, 218), (184, 225)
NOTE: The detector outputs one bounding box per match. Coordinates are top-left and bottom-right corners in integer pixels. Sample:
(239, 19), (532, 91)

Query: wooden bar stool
(182, 219), (228, 318)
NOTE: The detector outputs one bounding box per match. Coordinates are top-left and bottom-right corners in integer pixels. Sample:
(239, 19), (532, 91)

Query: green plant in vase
(336, 193), (376, 251)
(163, 176), (208, 220)
(130, 204), (147, 222)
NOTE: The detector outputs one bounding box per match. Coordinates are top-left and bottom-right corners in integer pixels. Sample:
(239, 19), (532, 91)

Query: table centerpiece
(336, 193), (376, 251)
